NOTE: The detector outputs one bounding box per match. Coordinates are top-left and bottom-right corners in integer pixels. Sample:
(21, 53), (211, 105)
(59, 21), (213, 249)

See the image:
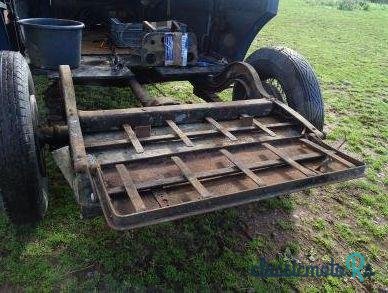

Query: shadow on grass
(0, 77), (302, 291)
(0, 156), (299, 291)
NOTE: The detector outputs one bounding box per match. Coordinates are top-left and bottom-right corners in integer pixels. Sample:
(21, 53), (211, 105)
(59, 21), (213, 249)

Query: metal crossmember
(166, 120), (194, 147)
(206, 117), (237, 141)
(262, 143), (317, 177)
(241, 114), (276, 137)
(300, 139), (355, 168)
(220, 149), (264, 186)
(116, 164), (147, 212)
(171, 156), (212, 198)
(123, 124), (144, 153)
(85, 121), (295, 150)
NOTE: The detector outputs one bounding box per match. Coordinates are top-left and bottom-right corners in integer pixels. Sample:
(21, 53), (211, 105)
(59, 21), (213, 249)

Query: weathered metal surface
(166, 120), (194, 147)
(241, 114), (276, 137)
(107, 152), (326, 195)
(271, 98), (324, 139)
(206, 117), (237, 141)
(194, 62), (270, 99)
(116, 164), (147, 212)
(171, 156), (212, 199)
(74, 102), (365, 230)
(300, 138), (355, 168)
(262, 143), (317, 177)
(123, 124), (144, 154)
(53, 63), (363, 230)
(88, 127), (364, 230)
(78, 99), (274, 132)
(84, 121), (295, 150)
(38, 125), (69, 146)
(220, 149), (264, 186)
(60, 65), (88, 172)
(129, 77), (178, 107)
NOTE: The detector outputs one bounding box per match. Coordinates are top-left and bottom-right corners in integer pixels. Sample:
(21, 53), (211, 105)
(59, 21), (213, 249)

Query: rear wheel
(233, 47), (325, 130)
(0, 51), (48, 225)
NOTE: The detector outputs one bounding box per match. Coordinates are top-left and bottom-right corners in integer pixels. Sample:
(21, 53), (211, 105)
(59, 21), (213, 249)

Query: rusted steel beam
(123, 124), (144, 154)
(252, 118), (277, 137)
(97, 165), (365, 230)
(96, 134), (303, 167)
(85, 121), (294, 150)
(300, 138), (355, 168)
(107, 152), (326, 195)
(59, 65), (88, 172)
(38, 125), (69, 145)
(271, 98), (324, 138)
(166, 120), (194, 147)
(78, 99), (274, 132)
(220, 149), (264, 186)
(116, 164), (147, 213)
(171, 156), (211, 199)
(241, 114), (277, 137)
(262, 143), (317, 177)
(206, 117), (237, 141)
(129, 78), (178, 107)
(128, 78), (154, 107)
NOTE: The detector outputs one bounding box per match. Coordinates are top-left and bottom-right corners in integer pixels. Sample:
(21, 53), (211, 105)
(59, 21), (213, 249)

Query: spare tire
(0, 51), (48, 225)
(233, 47), (325, 131)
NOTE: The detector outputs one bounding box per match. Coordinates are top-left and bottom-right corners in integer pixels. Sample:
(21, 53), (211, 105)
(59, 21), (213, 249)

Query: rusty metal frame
(89, 144), (364, 230)
(59, 64), (364, 231)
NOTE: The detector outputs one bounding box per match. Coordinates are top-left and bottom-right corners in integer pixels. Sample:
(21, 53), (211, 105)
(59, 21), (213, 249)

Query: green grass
(1, 0), (387, 291)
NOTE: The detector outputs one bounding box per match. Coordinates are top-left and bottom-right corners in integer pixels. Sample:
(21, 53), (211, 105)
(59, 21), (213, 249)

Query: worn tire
(234, 47), (324, 130)
(0, 51), (48, 225)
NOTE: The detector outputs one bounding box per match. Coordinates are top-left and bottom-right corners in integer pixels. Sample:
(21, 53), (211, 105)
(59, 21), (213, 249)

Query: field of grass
(1, 0), (387, 291)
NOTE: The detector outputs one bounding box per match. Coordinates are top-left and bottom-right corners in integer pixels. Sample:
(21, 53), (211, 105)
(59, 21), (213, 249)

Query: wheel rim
(28, 74), (46, 178)
(29, 76), (48, 212)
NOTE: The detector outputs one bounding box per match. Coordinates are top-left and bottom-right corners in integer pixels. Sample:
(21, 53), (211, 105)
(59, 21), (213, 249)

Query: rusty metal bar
(59, 65), (88, 172)
(271, 98), (324, 138)
(129, 78), (177, 107)
(262, 143), (317, 177)
(166, 120), (194, 147)
(116, 164), (147, 212)
(85, 121), (294, 150)
(300, 138), (355, 168)
(241, 114), (276, 137)
(171, 156), (211, 198)
(206, 117), (237, 141)
(97, 134), (303, 166)
(123, 124), (144, 154)
(252, 118), (277, 137)
(128, 78), (154, 107)
(107, 152), (325, 195)
(78, 99), (274, 131)
(220, 149), (264, 186)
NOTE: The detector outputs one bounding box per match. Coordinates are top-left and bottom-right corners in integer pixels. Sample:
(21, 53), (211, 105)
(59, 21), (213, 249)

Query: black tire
(0, 51), (48, 225)
(233, 47), (325, 130)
